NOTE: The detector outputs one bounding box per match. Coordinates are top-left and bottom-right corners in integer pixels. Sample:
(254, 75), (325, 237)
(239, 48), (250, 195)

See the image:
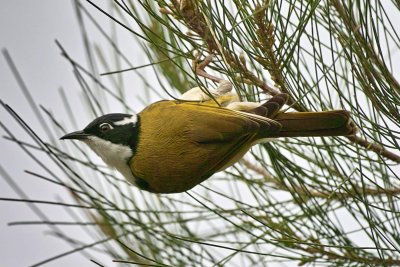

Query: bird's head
(60, 113), (140, 173)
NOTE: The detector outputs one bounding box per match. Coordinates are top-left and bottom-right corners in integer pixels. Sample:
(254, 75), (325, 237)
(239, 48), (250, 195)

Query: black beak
(60, 130), (89, 140)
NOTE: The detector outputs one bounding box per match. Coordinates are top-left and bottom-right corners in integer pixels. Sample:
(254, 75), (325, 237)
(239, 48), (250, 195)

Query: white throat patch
(83, 136), (135, 184)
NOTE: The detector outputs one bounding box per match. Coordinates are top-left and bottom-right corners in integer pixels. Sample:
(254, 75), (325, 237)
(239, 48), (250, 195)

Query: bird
(60, 83), (357, 193)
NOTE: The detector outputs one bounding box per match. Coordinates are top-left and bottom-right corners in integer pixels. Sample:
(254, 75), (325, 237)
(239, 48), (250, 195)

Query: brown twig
(252, 3), (306, 112)
(170, 0), (217, 51)
(163, 0), (400, 164)
(241, 158), (400, 198)
(251, 3), (400, 163)
(347, 135), (400, 163)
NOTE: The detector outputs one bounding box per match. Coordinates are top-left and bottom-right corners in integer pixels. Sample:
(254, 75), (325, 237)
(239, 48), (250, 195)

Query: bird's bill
(60, 130), (89, 140)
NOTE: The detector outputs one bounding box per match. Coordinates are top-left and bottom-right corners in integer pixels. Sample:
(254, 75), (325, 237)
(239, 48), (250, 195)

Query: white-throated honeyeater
(61, 82), (356, 193)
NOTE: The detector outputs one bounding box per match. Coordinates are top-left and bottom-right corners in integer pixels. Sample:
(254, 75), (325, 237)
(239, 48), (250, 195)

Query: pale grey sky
(1, 1), (177, 266)
(1, 1), (116, 266)
(1, 1), (399, 267)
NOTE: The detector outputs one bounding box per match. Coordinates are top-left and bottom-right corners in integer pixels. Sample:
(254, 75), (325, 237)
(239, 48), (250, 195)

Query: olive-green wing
(177, 102), (275, 178)
(130, 100), (281, 193)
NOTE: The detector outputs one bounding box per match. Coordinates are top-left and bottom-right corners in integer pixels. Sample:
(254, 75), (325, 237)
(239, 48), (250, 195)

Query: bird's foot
(192, 53), (224, 83)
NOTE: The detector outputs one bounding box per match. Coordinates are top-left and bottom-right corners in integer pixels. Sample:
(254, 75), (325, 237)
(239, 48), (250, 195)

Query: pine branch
(2, 1), (400, 266)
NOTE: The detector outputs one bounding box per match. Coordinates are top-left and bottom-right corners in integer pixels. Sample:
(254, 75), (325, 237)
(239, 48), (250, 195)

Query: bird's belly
(217, 144), (252, 172)
(130, 142), (254, 193)
(130, 147), (214, 193)
(129, 100), (260, 193)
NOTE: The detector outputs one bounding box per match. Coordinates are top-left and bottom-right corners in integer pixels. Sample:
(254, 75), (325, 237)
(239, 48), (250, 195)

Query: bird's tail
(249, 93), (357, 137)
(272, 110), (357, 137)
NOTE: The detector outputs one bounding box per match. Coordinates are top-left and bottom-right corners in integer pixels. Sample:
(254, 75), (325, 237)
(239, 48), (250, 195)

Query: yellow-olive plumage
(130, 100), (272, 193)
(129, 97), (355, 193)
(60, 91), (356, 194)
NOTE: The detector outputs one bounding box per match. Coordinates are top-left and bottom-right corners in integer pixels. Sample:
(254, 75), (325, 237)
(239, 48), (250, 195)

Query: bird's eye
(99, 123), (112, 133)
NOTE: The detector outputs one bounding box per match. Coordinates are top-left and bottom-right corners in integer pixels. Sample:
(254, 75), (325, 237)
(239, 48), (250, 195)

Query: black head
(60, 113), (140, 147)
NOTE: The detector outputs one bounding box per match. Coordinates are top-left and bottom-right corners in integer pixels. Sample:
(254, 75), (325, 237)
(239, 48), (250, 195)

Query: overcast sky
(2, 1), (399, 267)
(1, 1), (120, 266)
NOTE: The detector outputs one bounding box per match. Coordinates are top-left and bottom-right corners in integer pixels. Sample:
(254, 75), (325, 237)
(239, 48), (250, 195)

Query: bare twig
(160, 0), (400, 164)
(240, 158), (400, 198)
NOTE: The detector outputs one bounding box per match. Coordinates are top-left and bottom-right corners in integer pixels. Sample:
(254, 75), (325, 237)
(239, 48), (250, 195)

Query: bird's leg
(181, 54), (233, 101)
(193, 53), (236, 96)
(190, 54), (275, 112)
(194, 54), (236, 97)
(192, 53), (224, 83)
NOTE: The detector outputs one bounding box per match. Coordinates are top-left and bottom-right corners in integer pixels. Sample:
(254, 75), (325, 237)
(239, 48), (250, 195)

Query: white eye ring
(99, 123), (113, 133)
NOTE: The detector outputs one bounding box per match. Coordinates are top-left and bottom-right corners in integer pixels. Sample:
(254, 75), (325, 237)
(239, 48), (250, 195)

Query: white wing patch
(113, 115), (137, 126)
